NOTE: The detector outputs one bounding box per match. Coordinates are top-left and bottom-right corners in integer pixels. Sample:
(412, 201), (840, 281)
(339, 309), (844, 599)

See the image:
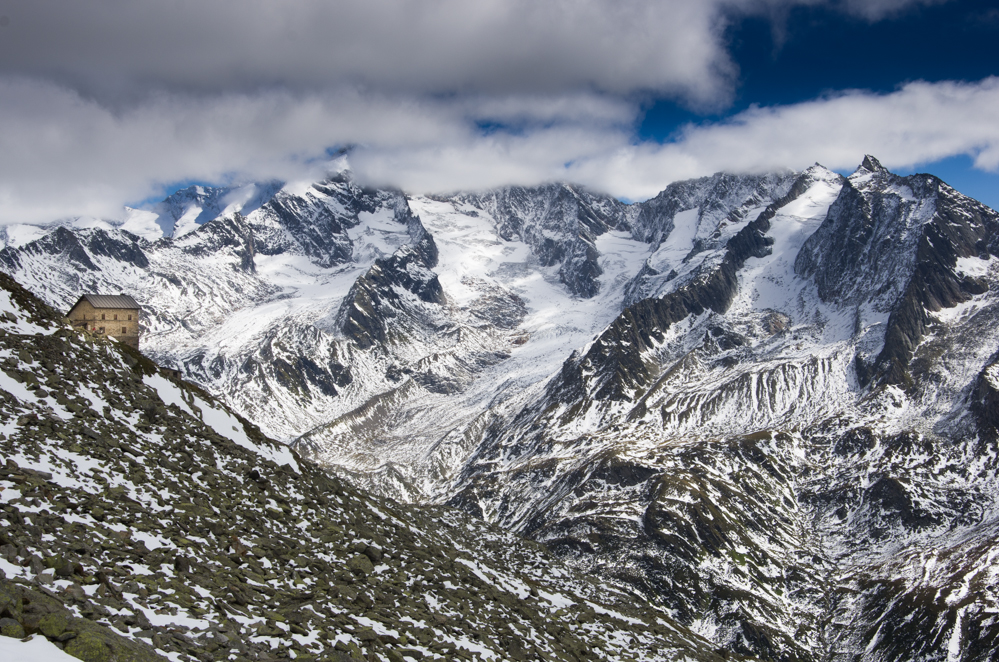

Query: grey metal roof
(78, 294), (140, 309)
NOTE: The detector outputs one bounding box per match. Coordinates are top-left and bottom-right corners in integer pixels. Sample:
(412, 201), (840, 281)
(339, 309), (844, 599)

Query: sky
(0, 0), (997, 224)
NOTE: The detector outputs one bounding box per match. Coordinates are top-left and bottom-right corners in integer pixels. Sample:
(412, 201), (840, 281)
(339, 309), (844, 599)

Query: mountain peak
(857, 154), (888, 175)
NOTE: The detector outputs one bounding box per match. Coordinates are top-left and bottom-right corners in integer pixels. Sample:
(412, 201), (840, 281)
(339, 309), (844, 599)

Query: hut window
(101, 313), (105, 320)
(122, 327), (127, 334)
(128, 315), (132, 321)
(98, 327), (105, 333)
(114, 314), (118, 321)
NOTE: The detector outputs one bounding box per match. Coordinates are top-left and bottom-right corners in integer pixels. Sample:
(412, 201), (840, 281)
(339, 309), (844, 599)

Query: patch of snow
(194, 394), (300, 473)
(0, 634), (81, 661)
(955, 255), (993, 279)
(143, 374), (196, 417)
(0, 368), (42, 405)
(647, 208), (698, 274)
(172, 205), (204, 239)
(120, 207), (167, 241)
(1, 224), (52, 248)
(985, 363), (999, 389)
(0, 290), (53, 335)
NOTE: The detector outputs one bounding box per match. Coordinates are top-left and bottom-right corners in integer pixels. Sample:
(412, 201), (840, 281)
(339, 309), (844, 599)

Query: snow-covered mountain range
(2, 155), (997, 661)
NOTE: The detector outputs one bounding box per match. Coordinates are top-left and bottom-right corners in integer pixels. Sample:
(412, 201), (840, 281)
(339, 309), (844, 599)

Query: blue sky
(0, 0), (997, 222)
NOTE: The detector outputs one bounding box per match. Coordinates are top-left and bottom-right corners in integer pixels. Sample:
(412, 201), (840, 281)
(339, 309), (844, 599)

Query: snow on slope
(295, 193), (651, 500)
(0, 175), (435, 441)
(0, 635), (79, 662)
(631, 166), (859, 440)
(154, 204), (420, 439)
(291, 176), (811, 503)
(0, 170), (817, 498)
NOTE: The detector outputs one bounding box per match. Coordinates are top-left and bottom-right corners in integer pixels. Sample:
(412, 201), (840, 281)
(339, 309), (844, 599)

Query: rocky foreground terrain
(0, 271), (720, 661)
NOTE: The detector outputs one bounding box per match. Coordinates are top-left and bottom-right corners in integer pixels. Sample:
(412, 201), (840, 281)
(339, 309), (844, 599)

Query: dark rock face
(795, 156), (999, 386)
(336, 227), (443, 350)
(862, 473), (940, 533)
(331, 187), (446, 349)
(244, 177), (390, 268)
(254, 189), (353, 267)
(871, 186), (999, 385)
(972, 359), (999, 441)
(82, 228), (151, 269)
(176, 213), (256, 273)
(0, 227), (150, 274)
(795, 174), (898, 307)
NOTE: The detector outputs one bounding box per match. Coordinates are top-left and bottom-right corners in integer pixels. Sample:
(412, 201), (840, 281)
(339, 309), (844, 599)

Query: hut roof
(73, 294), (140, 310)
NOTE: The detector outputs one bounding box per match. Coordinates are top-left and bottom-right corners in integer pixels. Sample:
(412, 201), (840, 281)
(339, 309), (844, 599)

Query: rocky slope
(0, 271), (721, 662)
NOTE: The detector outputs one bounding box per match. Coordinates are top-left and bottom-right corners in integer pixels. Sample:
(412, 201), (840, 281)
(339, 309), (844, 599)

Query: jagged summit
(856, 153), (889, 175)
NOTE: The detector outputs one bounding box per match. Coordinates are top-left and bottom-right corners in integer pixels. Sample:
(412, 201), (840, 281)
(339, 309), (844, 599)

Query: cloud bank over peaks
(1, 76), (997, 224)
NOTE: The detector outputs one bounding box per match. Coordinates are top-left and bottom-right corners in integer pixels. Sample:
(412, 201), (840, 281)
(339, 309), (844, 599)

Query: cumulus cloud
(0, 0), (735, 105)
(0, 76), (996, 224)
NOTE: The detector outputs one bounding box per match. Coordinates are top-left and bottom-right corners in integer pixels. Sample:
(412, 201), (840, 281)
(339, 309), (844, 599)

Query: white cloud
(0, 0), (979, 224)
(0, 78), (635, 223)
(0, 0), (942, 104)
(569, 77), (999, 199)
(0, 76), (996, 224)
(0, 0), (736, 105)
(352, 77), (999, 200)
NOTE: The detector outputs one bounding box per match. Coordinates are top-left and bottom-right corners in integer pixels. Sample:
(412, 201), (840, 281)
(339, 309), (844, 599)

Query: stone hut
(67, 294), (141, 349)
